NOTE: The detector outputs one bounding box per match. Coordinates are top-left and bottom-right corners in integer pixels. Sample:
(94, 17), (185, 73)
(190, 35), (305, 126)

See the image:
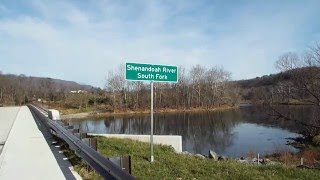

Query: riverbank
(61, 106), (238, 120)
(265, 136), (320, 168)
(70, 137), (320, 179)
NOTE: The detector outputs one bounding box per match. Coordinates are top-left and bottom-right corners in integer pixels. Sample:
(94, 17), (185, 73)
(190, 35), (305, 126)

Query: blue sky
(1, 0), (320, 87)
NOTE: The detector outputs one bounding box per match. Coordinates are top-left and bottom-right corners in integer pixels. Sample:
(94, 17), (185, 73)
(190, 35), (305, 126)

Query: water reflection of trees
(72, 106), (314, 155)
(93, 110), (243, 155)
(242, 105), (317, 133)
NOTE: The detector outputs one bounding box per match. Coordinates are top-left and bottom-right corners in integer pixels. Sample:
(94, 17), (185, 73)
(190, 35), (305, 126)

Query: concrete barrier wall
(89, 133), (182, 153)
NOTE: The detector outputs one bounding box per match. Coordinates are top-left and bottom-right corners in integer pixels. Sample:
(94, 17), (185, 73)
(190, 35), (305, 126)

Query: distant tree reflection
(71, 107), (309, 156)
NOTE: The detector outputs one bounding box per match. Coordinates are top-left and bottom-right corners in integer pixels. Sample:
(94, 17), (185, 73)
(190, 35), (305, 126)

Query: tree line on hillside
(240, 43), (320, 106)
(0, 65), (240, 111)
(0, 73), (96, 106)
(274, 43), (320, 137)
(105, 64), (240, 111)
(238, 43), (320, 137)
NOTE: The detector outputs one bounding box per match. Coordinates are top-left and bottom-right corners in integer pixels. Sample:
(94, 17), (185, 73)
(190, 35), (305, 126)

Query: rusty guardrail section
(28, 104), (135, 180)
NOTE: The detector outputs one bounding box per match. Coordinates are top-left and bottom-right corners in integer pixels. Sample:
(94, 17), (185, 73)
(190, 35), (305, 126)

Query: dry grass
(266, 148), (320, 167)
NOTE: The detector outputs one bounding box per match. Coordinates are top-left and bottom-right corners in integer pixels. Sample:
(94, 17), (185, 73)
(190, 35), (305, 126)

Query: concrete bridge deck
(0, 106), (81, 180)
(0, 107), (20, 154)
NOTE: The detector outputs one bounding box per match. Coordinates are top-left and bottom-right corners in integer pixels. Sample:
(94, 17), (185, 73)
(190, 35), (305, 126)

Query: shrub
(312, 135), (320, 146)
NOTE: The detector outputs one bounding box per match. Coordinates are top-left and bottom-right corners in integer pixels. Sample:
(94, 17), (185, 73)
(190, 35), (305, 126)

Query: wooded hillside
(0, 73), (96, 106)
(105, 64), (240, 111)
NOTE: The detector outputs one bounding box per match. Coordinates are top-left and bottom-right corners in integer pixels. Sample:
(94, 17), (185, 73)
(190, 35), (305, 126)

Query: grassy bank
(73, 137), (320, 179)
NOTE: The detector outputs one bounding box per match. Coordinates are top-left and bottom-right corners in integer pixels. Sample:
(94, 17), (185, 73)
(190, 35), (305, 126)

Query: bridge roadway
(0, 107), (20, 154)
(0, 106), (81, 180)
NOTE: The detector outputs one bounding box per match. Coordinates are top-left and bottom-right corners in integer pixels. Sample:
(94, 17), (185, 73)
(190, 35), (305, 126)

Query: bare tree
(65, 92), (91, 110)
(271, 43), (320, 137)
(309, 43), (320, 65)
(190, 65), (206, 107)
(104, 64), (238, 111)
(275, 52), (300, 72)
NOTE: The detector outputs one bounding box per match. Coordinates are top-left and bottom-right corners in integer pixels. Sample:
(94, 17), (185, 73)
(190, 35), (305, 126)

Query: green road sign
(125, 62), (178, 82)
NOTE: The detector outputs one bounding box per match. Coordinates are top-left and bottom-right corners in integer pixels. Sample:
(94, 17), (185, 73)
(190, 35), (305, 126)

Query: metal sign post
(125, 62), (178, 163)
(150, 81), (154, 162)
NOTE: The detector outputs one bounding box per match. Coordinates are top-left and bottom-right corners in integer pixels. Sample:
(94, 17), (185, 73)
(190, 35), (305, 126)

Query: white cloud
(0, 0), (319, 87)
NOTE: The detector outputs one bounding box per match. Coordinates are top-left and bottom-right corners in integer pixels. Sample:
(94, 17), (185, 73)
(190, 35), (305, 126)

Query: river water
(68, 105), (317, 157)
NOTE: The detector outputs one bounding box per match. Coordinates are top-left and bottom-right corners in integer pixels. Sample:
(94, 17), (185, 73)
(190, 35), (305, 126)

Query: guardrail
(28, 104), (135, 180)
